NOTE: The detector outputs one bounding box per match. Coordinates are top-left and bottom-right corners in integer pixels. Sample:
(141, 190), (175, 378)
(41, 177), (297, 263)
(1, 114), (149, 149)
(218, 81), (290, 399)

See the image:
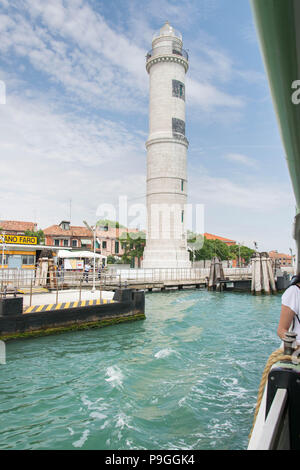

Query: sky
(0, 0), (297, 254)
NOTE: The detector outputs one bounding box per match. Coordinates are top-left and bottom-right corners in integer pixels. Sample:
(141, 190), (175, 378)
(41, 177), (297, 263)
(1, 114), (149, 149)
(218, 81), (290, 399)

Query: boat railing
(248, 353), (300, 450)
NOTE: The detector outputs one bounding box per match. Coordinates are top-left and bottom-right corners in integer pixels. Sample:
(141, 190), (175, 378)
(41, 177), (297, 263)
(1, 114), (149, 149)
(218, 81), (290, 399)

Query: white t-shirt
(281, 285), (300, 343)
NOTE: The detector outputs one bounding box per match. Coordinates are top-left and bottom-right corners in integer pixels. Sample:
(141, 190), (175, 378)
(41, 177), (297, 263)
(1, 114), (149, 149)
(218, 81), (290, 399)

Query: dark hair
(289, 273), (300, 287)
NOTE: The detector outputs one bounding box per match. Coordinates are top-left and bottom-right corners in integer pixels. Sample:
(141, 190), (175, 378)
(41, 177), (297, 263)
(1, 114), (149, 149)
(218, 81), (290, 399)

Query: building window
(102, 241), (107, 249)
(181, 210), (184, 223)
(63, 239), (69, 247)
(72, 239), (78, 247)
(181, 180), (184, 191)
(172, 80), (185, 101)
(172, 118), (185, 136)
(54, 239), (60, 246)
(22, 255), (35, 265)
(60, 221), (70, 230)
(115, 241), (119, 254)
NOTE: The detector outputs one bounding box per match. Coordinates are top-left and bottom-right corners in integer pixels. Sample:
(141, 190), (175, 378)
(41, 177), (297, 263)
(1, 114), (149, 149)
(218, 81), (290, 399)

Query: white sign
(76, 261), (84, 270)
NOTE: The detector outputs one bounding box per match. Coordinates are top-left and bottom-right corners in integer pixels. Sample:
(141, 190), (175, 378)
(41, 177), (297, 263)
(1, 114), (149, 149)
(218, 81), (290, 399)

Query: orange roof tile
(204, 233), (236, 244)
(269, 251), (292, 259)
(43, 225), (92, 237)
(0, 220), (37, 232)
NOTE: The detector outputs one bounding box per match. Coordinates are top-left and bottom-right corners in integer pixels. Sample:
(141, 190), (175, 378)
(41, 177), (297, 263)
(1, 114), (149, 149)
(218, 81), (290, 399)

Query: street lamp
(83, 220), (96, 293)
(238, 241), (244, 268)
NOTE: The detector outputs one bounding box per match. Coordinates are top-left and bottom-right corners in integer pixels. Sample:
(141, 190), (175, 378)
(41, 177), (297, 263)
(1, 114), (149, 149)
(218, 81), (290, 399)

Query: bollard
(79, 278), (82, 302)
(284, 332), (297, 352)
(283, 333), (296, 355)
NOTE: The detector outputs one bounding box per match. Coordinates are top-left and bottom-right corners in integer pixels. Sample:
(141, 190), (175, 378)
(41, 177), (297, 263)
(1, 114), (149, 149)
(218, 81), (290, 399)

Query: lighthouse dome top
(153, 21), (182, 41)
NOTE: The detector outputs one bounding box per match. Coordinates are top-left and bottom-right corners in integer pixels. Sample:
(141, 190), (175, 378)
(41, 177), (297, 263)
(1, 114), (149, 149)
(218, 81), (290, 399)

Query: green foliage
(24, 229), (45, 244)
(229, 245), (255, 265)
(192, 236), (254, 264)
(107, 255), (117, 264)
(119, 231), (146, 264)
(96, 219), (125, 229)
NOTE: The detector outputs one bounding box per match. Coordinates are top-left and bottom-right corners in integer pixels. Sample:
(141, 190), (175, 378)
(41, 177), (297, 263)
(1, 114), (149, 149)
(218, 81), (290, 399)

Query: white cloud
(0, 0), (148, 112)
(0, 0), (248, 116)
(223, 153), (258, 168)
(187, 77), (244, 110)
(0, 91), (146, 227)
(188, 165), (294, 212)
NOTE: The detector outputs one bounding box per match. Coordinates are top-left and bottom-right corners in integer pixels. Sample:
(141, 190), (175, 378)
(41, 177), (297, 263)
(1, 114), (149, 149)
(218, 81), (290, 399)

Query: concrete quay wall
(0, 289), (145, 341)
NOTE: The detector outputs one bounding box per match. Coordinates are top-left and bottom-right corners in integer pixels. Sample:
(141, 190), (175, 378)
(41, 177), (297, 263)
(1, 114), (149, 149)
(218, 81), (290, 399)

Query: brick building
(44, 221), (94, 250)
(44, 221), (140, 259)
(269, 250), (293, 268)
(96, 224), (140, 259)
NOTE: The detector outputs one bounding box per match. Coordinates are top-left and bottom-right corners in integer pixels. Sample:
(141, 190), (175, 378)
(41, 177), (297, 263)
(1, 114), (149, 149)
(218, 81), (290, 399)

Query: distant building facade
(44, 221), (94, 250)
(269, 250), (293, 268)
(0, 220), (48, 270)
(44, 221), (140, 259)
(96, 224), (140, 259)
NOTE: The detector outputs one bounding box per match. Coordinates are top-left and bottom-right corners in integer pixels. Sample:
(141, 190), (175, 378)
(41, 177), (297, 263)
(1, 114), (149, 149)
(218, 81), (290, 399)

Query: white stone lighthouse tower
(142, 22), (191, 269)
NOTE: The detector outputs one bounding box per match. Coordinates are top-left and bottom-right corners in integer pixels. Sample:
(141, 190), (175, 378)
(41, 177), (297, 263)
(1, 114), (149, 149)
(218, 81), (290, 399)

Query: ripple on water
(0, 290), (282, 450)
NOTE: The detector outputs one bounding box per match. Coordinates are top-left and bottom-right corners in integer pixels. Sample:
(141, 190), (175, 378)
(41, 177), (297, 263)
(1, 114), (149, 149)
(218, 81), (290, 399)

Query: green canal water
(0, 290), (282, 450)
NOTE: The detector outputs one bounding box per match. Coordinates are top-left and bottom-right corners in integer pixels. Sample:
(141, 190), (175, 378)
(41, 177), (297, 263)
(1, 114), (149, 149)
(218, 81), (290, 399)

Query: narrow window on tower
(181, 180), (184, 191)
(172, 80), (185, 101)
(181, 210), (184, 223)
(172, 118), (185, 137)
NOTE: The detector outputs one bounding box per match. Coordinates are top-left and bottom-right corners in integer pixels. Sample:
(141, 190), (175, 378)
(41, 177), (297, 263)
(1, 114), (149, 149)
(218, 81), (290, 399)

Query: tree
(191, 236), (254, 265)
(193, 237), (230, 261)
(96, 219), (125, 229)
(119, 231), (146, 266)
(24, 229), (45, 245)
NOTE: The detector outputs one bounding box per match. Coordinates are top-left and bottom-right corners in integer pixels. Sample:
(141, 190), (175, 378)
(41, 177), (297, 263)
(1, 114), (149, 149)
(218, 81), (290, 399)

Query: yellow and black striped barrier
(24, 298), (115, 314)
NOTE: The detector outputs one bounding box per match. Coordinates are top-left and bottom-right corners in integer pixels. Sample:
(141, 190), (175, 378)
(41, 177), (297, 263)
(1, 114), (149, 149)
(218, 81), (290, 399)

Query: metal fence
(0, 271), (124, 307)
(110, 267), (252, 282)
(0, 267), (253, 288)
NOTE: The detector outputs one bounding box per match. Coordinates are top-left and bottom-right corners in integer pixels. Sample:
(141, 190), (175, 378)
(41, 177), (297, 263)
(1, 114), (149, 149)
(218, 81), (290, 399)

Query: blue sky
(0, 0), (296, 253)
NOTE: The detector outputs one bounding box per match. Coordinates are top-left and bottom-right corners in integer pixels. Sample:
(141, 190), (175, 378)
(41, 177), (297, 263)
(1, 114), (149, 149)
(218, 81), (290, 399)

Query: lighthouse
(142, 22), (191, 269)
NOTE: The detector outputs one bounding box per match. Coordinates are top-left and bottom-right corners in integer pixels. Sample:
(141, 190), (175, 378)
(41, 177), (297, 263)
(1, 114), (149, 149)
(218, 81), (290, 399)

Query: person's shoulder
(286, 285), (300, 293)
(282, 285), (300, 300)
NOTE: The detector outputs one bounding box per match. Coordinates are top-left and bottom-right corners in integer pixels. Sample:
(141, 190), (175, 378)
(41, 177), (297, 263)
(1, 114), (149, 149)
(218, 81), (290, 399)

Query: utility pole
(1, 232), (6, 269)
(83, 221), (96, 293)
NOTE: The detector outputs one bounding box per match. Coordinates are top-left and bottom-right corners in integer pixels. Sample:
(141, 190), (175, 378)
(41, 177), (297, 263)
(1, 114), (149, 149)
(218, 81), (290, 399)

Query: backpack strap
(293, 285), (300, 325)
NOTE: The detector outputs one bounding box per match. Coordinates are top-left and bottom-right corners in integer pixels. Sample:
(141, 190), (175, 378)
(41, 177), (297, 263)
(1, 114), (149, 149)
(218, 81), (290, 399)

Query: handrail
(146, 48), (189, 61)
(248, 388), (288, 450)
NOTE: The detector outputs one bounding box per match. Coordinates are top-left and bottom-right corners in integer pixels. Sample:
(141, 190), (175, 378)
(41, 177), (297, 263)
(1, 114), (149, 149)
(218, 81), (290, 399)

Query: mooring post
(30, 278), (33, 307)
(79, 278), (82, 302)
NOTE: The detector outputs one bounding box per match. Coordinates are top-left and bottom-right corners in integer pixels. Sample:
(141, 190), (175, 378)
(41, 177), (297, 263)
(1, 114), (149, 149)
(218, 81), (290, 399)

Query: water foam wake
(154, 348), (177, 359)
(105, 366), (124, 389)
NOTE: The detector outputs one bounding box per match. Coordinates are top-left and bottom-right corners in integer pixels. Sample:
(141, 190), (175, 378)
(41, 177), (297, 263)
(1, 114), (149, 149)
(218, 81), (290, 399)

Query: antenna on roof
(69, 199), (72, 224)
